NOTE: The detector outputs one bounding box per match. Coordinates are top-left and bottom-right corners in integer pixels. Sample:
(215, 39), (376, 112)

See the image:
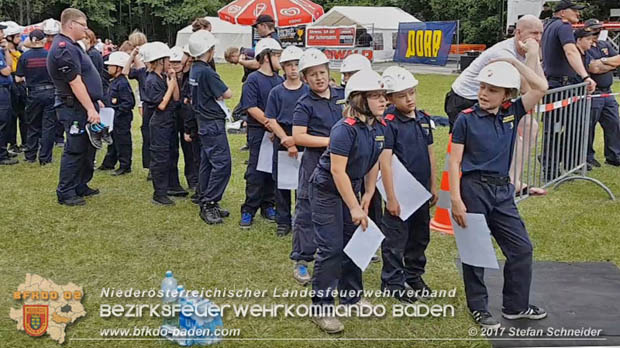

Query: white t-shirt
(451, 38), (526, 100)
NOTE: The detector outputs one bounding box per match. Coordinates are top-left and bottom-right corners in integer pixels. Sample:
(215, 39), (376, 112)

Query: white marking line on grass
(71, 338), (608, 341)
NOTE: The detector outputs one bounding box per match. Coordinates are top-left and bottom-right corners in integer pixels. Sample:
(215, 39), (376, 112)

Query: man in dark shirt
(47, 8), (105, 206)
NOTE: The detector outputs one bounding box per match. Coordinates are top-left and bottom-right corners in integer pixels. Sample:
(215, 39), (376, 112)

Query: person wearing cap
(583, 19), (620, 167)
(0, 22), (18, 165)
(237, 15), (282, 72)
(188, 30), (233, 223)
(169, 46), (199, 193)
(123, 37), (150, 179)
(309, 69), (387, 333)
(239, 38), (283, 228)
(2, 21), (27, 156)
(14, 29), (55, 165)
(449, 59), (548, 329)
(379, 66), (437, 303)
(142, 42), (184, 205)
(47, 8), (106, 205)
(99, 51), (135, 176)
(264, 45), (309, 237)
(291, 48), (343, 285)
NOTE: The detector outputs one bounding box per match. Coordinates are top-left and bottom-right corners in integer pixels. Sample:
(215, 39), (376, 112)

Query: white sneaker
(312, 315), (344, 334)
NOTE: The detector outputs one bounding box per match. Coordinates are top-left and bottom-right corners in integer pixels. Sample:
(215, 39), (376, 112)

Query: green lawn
(1, 65), (618, 348)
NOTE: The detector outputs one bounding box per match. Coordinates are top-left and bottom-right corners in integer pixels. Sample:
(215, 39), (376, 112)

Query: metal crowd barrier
(511, 82), (615, 202)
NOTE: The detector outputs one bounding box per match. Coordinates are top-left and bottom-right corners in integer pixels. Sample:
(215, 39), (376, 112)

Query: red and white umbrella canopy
(218, 0), (324, 27)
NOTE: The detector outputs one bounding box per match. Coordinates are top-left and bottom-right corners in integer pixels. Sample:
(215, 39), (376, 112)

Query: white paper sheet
(376, 155), (432, 220)
(344, 219), (385, 272)
(99, 108), (115, 132)
(450, 213), (499, 269)
(216, 100), (233, 123)
(256, 132), (274, 173)
(277, 151), (302, 190)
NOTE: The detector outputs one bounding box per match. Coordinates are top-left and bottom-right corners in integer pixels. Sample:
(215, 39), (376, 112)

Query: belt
(28, 85), (54, 92)
(465, 172), (510, 186)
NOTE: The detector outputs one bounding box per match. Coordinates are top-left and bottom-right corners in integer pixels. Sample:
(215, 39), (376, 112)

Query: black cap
(253, 14), (274, 27)
(0, 23), (6, 30)
(555, 0), (586, 11)
(29, 29), (45, 42)
(574, 28), (597, 39)
(583, 18), (603, 31)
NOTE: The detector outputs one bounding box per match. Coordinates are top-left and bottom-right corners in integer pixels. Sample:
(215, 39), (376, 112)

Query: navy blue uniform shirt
(586, 40), (618, 90)
(542, 17), (578, 80)
(189, 60), (228, 121)
(47, 34), (103, 103)
(241, 70), (284, 127)
(107, 75), (135, 113)
(314, 117), (388, 189)
(292, 86), (345, 140)
(143, 71), (174, 127)
(451, 99), (527, 176)
(15, 47), (52, 88)
(129, 67), (148, 101)
(0, 51), (11, 86)
(384, 108), (434, 190)
(265, 83), (309, 126)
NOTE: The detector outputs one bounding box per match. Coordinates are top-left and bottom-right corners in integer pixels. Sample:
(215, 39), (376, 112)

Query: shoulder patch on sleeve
(344, 117), (357, 126)
(385, 113), (395, 121)
(462, 108), (474, 114)
(59, 41), (66, 48)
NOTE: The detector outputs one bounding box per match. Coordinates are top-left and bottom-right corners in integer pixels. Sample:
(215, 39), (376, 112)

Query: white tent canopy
(175, 16), (252, 62)
(308, 6), (420, 62)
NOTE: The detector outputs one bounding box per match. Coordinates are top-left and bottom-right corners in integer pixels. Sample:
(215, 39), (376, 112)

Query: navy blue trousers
(198, 119), (231, 204)
(0, 86), (12, 161)
(290, 149), (321, 262)
(102, 110), (133, 170)
(241, 126), (275, 215)
(24, 89), (55, 164)
(588, 95), (620, 163)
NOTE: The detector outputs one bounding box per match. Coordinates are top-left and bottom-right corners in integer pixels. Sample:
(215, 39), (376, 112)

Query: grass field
(1, 64), (619, 348)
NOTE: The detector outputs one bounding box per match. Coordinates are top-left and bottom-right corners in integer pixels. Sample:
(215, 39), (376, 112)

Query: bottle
(176, 285), (192, 346)
(192, 299), (214, 346)
(69, 121), (79, 135)
(161, 271), (177, 326)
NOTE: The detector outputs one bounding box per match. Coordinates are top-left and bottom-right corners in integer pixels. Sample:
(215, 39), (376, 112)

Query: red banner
(306, 26), (356, 47)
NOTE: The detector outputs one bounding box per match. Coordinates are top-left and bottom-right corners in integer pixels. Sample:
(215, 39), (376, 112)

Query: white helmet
(345, 70), (386, 100)
(188, 30), (216, 58)
(254, 38), (282, 59)
(143, 42), (171, 63)
(381, 66), (419, 94)
(105, 51), (131, 67)
(42, 18), (60, 35)
(1, 21), (23, 37)
(340, 53), (371, 73)
(169, 46), (185, 62)
(476, 61), (520, 90)
(298, 48), (329, 72)
(279, 46), (304, 64)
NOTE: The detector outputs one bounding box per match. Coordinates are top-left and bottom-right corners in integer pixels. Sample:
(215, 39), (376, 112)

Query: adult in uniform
(15, 29), (55, 165)
(0, 22), (18, 165)
(47, 8), (105, 206)
(583, 19), (620, 167)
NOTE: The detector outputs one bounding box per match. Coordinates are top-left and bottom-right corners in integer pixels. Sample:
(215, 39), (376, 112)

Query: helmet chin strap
(266, 51), (276, 74)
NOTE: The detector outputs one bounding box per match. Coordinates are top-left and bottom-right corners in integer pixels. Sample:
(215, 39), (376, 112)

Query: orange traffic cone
(430, 135), (454, 235)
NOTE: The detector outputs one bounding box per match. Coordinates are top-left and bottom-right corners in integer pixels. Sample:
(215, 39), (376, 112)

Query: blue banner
(393, 21), (457, 66)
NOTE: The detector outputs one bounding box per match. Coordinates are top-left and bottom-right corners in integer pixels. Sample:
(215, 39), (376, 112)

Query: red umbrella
(218, 0), (324, 27)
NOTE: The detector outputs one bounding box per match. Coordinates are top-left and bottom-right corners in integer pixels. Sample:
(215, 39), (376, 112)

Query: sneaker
(112, 168), (131, 176)
(240, 144), (249, 151)
(78, 187), (100, 197)
(167, 187), (189, 197)
(85, 124), (103, 149)
(502, 305), (547, 320)
(9, 144), (22, 154)
(101, 127), (113, 145)
(215, 203), (230, 218)
(588, 159), (601, 168)
(407, 278), (432, 301)
(98, 165), (114, 171)
(152, 195), (175, 205)
(293, 262), (311, 285)
(371, 253), (380, 263)
(277, 224), (291, 237)
(394, 292), (417, 304)
(55, 141), (65, 148)
(7, 151), (17, 158)
(312, 315), (344, 334)
(200, 204), (223, 224)
(239, 212), (253, 228)
(190, 192), (200, 205)
(0, 158), (19, 165)
(58, 196), (86, 206)
(261, 206), (277, 222)
(471, 310), (501, 329)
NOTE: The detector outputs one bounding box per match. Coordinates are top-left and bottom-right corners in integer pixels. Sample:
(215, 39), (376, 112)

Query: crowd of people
(0, 0), (618, 334)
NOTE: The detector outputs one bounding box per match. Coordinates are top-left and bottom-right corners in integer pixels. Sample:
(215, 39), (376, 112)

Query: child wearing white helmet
(309, 69), (388, 334)
(264, 45), (308, 237)
(142, 42), (185, 205)
(239, 37), (284, 228)
(98, 52), (135, 176)
(290, 48), (343, 286)
(339, 53), (372, 87)
(378, 66), (437, 303)
(2, 21), (27, 155)
(188, 30), (233, 224)
(449, 58), (548, 329)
